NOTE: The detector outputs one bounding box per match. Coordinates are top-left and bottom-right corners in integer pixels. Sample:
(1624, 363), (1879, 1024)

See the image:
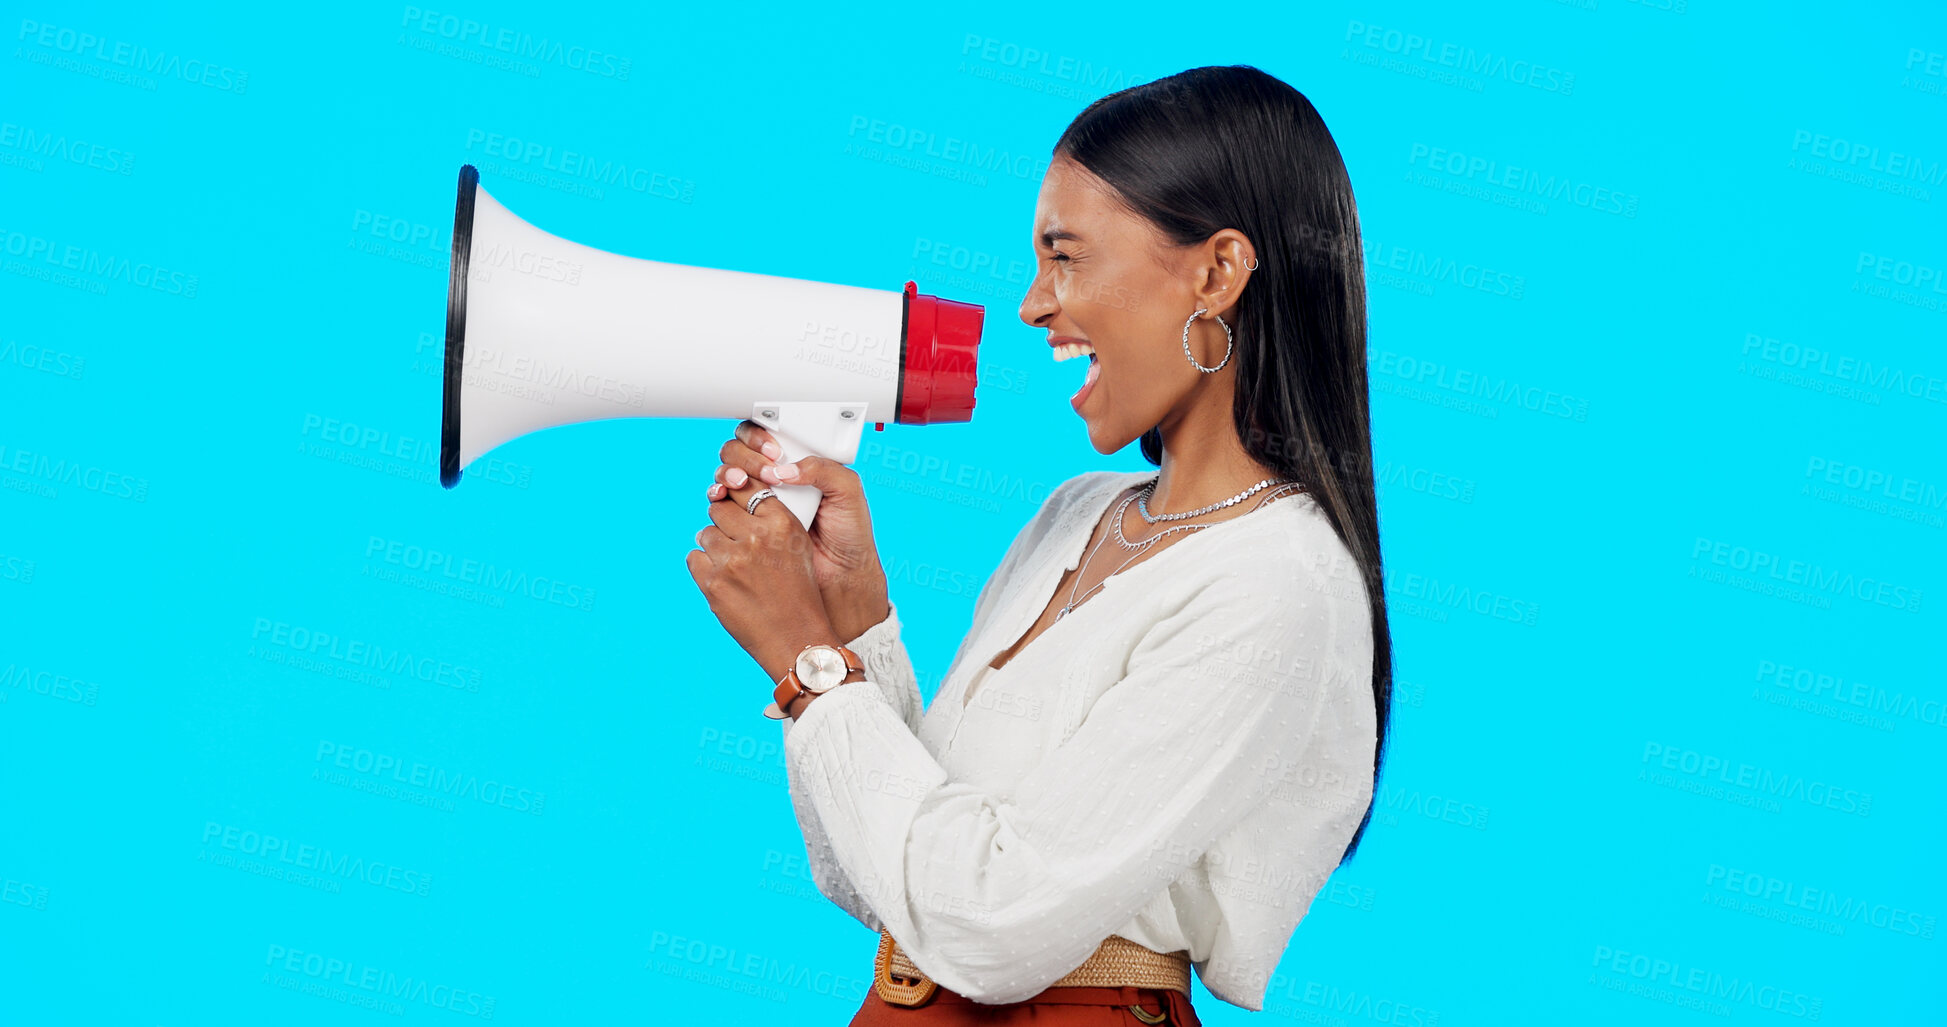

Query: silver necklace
(1054, 479), (1309, 621)
(1111, 499), (1212, 551)
(1055, 491), (1184, 620)
(1136, 475), (1301, 523)
(1115, 479), (1308, 549)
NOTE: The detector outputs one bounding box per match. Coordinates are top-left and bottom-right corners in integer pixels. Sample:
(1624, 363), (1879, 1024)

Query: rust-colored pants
(849, 983), (1201, 1026)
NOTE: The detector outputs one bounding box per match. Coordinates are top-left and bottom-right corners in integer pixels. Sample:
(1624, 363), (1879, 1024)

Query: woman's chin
(1079, 416), (1133, 455)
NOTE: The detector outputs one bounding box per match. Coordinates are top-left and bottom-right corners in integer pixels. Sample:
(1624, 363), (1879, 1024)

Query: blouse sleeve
(777, 476), (1095, 931)
(778, 602), (920, 932)
(782, 557), (1369, 1004)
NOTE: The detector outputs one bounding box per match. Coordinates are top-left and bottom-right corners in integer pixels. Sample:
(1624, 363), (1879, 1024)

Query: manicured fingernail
(762, 441), (782, 460)
(726, 467), (748, 487)
(707, 484), (722, 499)
(776, 462), (800, 481)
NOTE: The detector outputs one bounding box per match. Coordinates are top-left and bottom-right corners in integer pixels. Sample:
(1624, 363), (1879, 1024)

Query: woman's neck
(1146, 402), (1284, 517)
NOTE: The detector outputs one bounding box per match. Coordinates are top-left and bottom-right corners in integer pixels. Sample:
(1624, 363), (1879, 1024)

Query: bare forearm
(824, 572), (891, 642)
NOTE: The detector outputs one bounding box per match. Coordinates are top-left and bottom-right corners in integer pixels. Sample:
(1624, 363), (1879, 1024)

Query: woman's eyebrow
(1038, 228), (1082, 246)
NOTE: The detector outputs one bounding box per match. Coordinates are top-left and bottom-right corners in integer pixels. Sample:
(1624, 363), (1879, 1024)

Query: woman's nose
(1019, 270), (1058, 327)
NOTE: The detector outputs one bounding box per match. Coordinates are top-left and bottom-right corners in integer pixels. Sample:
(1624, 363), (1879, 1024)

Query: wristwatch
(762, 643), (865, 720)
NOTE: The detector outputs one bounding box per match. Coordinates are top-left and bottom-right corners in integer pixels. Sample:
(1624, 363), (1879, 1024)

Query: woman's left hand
(685, 475), (844, 685)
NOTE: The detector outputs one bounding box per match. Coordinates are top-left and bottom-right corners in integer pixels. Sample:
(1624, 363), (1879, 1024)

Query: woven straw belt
(873, 927), (1191, 1007)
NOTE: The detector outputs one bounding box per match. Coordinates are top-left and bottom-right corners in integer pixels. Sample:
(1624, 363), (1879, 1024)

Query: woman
(687, 65), (1391, 1025)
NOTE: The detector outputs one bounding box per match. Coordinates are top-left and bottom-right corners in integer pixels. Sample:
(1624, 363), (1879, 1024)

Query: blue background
(4, 1), (1942, 1022)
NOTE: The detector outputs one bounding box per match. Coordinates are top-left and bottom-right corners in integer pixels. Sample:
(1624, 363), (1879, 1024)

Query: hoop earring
(1245, 256), (1259, 271)
(1181, 308), (1233, 373)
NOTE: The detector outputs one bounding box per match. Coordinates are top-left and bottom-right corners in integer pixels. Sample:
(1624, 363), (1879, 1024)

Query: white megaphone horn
(439, 164), (983, 529)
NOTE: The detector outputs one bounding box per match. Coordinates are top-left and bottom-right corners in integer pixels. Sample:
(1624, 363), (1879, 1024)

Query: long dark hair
(1054, 65), (1391, 861)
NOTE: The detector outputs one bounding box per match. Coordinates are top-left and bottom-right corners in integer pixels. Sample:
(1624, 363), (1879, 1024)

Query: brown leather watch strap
(763, 644), (864, 720)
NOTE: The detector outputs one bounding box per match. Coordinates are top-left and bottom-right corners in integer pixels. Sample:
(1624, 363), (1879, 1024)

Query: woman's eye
(1051, 252), (1071, 263)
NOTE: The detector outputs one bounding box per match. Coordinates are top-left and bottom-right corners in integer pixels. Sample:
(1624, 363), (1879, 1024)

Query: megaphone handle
(750, 401), (871, 532)
(768, 433), (824, 532)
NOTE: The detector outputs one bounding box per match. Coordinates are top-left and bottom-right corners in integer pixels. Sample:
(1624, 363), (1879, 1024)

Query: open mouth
(1051, 341), (1095, 362)
(1053, 341), (1099, 411)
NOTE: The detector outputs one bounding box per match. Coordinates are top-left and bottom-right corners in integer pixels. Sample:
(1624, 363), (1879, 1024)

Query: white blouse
(778, 469), (1377, 1011)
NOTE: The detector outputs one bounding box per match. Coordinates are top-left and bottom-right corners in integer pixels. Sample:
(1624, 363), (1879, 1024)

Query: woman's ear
(1191, 228), (1257, 320)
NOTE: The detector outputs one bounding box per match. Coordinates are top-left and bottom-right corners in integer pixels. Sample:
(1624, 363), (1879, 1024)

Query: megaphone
(439, 164), (983, 529)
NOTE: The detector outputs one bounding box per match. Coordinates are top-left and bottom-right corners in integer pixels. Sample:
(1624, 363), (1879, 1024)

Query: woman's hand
(707, 420), (891, 641)
(685, 470), (846, 685)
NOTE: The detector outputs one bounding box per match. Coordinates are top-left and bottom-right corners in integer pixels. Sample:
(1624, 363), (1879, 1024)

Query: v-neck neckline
(960, 471), (1312, 710)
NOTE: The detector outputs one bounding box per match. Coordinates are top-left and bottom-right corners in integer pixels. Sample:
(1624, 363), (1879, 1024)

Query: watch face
(795, 646), (849, 692)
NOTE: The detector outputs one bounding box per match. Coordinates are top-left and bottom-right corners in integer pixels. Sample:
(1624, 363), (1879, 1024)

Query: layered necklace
(1052, 474), (1306, 621)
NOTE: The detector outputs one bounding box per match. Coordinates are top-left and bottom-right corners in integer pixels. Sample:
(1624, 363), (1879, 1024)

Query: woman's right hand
(709, 420), (891, 641)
